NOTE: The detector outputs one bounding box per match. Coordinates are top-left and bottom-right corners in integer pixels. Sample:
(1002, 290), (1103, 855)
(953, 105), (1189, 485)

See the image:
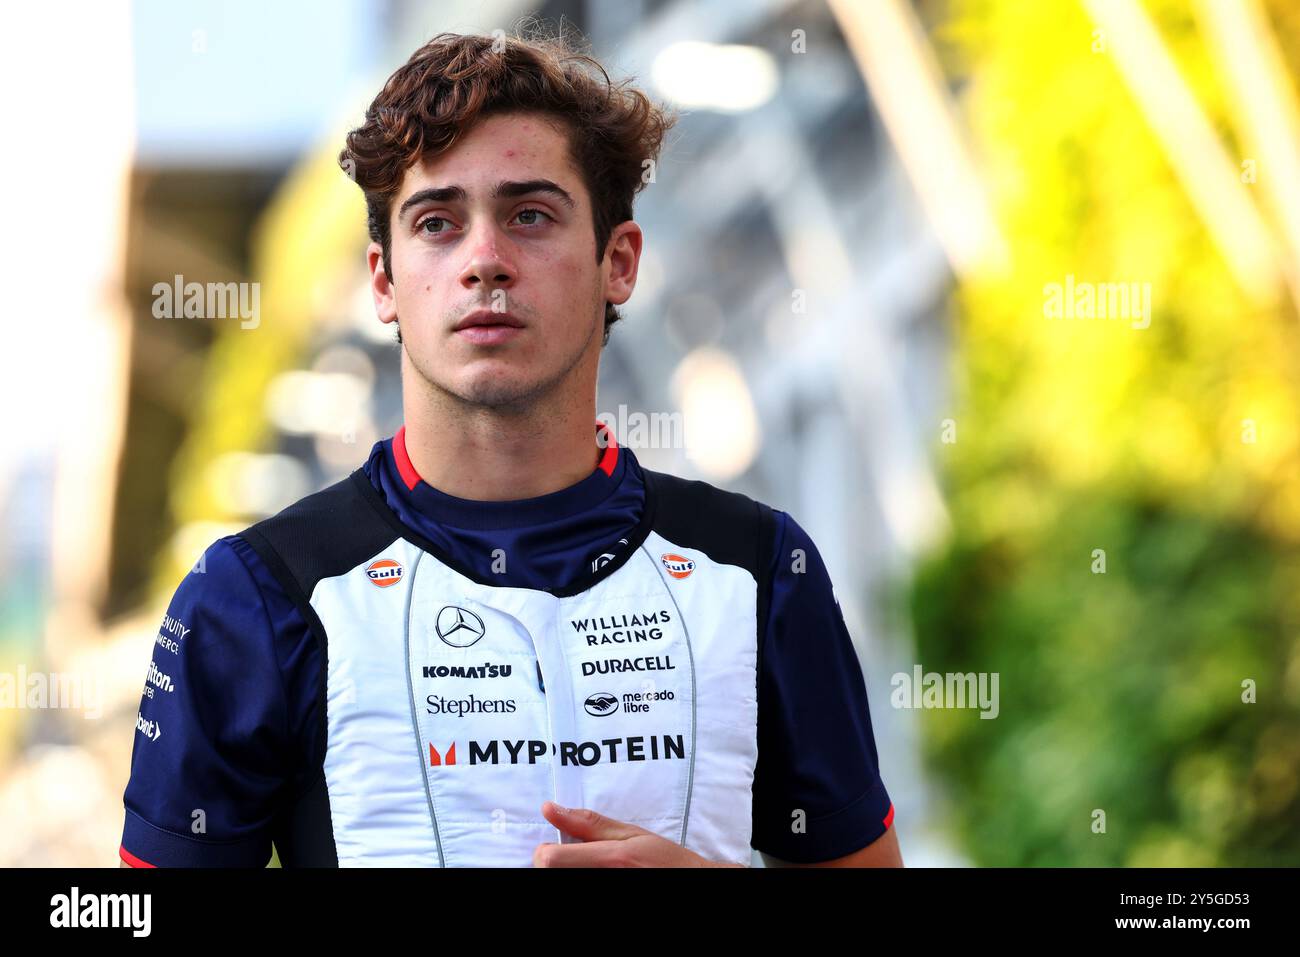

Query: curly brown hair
(340, 26), (677, 345)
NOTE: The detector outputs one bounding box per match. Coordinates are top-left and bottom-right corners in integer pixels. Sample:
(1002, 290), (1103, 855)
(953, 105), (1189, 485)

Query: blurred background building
(1, 0), (1297, 867)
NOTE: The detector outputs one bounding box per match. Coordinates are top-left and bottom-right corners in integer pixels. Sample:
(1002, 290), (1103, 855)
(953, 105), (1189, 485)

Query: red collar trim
(392, 424), (422, 491)
(392, 422), (619, 492)
(595, 420), (619, 477)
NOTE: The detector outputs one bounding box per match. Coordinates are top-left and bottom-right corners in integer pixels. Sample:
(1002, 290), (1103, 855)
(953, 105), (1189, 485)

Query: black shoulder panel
(641, 468), (776, 581)
(641, 467), (780, 730)
(238, 470), (398, 601)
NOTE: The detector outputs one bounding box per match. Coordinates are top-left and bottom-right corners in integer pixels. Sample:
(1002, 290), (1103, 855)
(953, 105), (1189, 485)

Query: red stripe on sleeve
(119, 845), (156, 868)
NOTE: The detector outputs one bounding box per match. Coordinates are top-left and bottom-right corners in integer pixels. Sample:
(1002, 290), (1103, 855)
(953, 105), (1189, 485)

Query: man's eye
(418, 216), (451, 235)
(514, 207), (552, 226)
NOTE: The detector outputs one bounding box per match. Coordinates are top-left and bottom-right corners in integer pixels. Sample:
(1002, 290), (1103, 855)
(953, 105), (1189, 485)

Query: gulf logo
(366, 558), (404, 588)
(661, 553), (695, 580)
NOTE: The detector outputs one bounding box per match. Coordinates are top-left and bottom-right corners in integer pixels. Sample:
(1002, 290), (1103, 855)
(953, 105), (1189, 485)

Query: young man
(120, 30), (901, 868)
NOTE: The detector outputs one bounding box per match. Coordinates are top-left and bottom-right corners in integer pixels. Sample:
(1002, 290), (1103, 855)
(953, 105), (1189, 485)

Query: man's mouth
(453, 309), (526, 345)
(453, 309), (526, 332)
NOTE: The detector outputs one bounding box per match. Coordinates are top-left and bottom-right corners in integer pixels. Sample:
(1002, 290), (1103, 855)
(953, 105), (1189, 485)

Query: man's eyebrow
(492, 179), (576, 209)
(397, 185), (466, 220)
(397, 179), (576, 220)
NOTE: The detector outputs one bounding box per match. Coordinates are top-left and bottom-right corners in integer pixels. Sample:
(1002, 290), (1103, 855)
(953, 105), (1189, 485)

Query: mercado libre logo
(366, 558), (404, 588)
(661, 553), (695, 580)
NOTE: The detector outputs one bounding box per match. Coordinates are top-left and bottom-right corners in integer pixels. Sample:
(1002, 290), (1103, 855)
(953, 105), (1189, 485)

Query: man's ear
(603, 221), (643, 308)
(367, 241), (398, 326)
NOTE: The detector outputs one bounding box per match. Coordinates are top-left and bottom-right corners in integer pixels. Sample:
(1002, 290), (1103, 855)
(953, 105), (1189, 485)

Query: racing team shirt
(121, 423), (895, 867)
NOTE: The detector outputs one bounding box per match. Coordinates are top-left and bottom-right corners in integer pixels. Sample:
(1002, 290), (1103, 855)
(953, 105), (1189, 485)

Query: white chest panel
(310, 529), (760, 867)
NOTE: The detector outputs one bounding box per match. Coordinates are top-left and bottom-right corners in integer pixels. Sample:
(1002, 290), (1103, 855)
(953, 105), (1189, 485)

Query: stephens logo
(436, 605), (486, 648)
(426, 694), (517, 716)
(366, 558), (404, 587)
(584, 692), (620, 716)
(661, 553), (695, 579)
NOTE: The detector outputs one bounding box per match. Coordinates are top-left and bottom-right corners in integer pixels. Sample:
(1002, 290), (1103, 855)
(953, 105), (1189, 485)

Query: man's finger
(541, 801), (643, 842)
(533, 839), (634, 868)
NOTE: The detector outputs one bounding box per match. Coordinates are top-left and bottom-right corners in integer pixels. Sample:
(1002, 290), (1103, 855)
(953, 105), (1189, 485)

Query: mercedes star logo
(435, 605), (487, 648)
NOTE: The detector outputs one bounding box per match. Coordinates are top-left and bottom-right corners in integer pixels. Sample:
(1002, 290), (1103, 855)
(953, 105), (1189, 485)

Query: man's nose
(458, 221), (515, 290)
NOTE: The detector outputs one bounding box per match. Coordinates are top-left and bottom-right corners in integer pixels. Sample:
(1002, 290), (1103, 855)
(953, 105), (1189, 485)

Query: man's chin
(406, 351), (532, 408)
(446, 373), (543, 411)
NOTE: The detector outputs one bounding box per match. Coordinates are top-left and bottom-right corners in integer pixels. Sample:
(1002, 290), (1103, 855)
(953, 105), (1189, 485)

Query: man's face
(368, 111), (638, 412)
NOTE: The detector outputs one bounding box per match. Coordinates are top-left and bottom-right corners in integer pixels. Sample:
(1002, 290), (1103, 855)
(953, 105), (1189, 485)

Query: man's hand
(532, 801), (743, 868)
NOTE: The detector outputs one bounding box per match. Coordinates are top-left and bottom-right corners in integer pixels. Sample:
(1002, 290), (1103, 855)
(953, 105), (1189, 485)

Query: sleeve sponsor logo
(135, 712), (162, 742)
(141, 662), (175, 699)
(156, 614), (189, 654)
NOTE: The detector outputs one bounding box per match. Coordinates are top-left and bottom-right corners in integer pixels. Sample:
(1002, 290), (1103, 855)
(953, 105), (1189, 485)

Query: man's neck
(400, 397), (602, 502)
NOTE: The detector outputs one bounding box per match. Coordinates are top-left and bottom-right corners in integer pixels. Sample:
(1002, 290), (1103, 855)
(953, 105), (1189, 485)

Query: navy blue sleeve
(120, 534), (317, 867)
(750, 510), (895, 863)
